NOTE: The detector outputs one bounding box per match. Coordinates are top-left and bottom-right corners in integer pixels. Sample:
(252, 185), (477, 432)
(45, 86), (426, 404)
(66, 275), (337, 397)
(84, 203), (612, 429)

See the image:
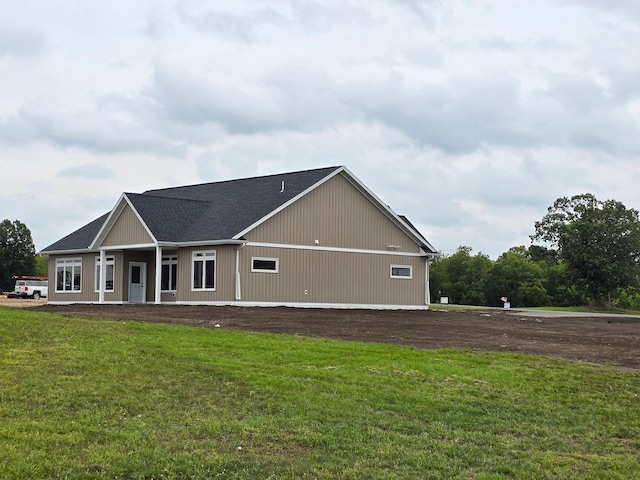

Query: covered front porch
(97, 247), (175, 305)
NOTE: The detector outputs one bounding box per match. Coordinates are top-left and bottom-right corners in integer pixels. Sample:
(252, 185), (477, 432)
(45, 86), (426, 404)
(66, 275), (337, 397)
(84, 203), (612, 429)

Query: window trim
(251, 257), (279, 273)
(390, 264), (413, 279)
(191, 250), (216, 291)
(95, 255), (115, 293)
(55, 257), (83, 293)
(161, 255), (178, 292)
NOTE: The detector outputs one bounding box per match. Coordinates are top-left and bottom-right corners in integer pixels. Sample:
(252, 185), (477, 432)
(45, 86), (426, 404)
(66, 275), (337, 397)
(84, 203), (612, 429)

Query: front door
(129, 262), (147, 304)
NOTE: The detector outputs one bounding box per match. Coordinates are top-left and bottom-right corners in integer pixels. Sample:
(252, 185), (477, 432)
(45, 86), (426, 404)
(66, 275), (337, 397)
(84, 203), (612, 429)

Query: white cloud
(58, 163), (117, 180)
(1, 0), (639, 258)
(0, 25), (47, 58)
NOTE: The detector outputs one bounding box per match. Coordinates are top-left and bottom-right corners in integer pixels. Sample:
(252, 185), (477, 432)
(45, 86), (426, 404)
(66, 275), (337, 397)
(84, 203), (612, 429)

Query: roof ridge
(143, 165), (342, 195)
(128, 192), (212, 204)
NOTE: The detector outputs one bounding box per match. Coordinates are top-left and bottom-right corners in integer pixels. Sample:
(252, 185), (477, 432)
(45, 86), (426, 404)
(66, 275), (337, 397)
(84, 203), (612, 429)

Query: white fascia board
(92, 239), (247, 251)
(89, 193), (157, 250)
(421, 248), (441, 258)
(232, 166), (345, 240)
(340, 166), (438, 253)
(38, 248), (99, 255)
(157, 240), (247, 248)
(98, 243), (157, 251)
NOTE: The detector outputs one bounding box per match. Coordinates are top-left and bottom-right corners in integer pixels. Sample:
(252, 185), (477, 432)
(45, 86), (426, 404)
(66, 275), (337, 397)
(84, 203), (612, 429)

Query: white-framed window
(95, 255), (115, 292)
(390, 265), (413, 279)
(251, 257), (279, 273)
(192, 250), (216, 290)
(56, 258), (82, 292)
(161, 255), (178, 291)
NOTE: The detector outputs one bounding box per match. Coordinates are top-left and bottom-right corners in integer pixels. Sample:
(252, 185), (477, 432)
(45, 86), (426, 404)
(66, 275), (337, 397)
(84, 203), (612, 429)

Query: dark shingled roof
(134, 165), (341, 242)
(398, 215), (434, 253)
(42, 166), (342, 252)
(42, 213), (110, 252)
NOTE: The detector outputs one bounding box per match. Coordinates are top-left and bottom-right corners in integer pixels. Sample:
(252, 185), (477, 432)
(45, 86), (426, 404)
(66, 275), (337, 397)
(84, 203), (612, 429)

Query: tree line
(430, 194), (640, 309)
(0, 219), (47, 292)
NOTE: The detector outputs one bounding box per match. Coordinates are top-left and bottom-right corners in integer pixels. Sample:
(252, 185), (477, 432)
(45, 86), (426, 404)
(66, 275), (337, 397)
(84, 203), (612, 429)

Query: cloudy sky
(2, 1), (639, 258)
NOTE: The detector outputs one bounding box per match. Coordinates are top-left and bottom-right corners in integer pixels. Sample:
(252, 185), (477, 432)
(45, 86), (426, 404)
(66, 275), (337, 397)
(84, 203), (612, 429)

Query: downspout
(425, 256), (432, 307)
(155, 246), (162, 305)
(99, 250), (106, 304)
(235, 243), (246, 301)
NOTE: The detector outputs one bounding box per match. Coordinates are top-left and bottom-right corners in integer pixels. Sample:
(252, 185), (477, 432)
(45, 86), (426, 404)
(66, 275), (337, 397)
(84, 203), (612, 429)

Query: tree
(0, 219), (37, 292)
(485, 247), (548, 307)
(430, 246), (492, 305)
(531, 194), (640, 305)
(523, 244), (585, 306)
(35, 254), (49, 277)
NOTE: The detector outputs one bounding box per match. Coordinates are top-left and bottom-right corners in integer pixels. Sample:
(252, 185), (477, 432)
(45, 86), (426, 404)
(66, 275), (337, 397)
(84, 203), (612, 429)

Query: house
(42, 166), (438, 309)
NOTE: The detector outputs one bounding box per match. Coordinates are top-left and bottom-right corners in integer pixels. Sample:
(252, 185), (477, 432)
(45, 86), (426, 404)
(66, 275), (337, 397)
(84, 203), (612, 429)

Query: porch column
(235, 246), (241, 300)
(155, 246), (162, 305)
(99, 249), (106, 304)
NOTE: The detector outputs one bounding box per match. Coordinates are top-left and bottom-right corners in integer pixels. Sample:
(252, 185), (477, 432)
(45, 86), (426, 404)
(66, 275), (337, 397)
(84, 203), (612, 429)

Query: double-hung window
(192, 250), (216, 290)
(95, 255), (115, 292)
(56, 258), (82, 292)
(161, 255), (178, 291)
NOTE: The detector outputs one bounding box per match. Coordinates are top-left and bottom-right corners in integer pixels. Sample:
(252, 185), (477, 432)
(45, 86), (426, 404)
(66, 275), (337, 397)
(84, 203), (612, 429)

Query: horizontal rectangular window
(251, 257), (279, 273)
(56, 258), (82, 292)
(390, 265), (413, 279)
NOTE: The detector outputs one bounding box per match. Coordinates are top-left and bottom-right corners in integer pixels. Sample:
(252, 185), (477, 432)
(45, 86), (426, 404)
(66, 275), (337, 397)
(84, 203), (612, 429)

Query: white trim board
(177, 301), (429, 310)
(245, 241), (426, 257)
(47, 300), (429, 310)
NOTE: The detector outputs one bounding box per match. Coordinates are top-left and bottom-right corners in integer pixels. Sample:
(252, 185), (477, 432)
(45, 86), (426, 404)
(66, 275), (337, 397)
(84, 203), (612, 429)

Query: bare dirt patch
(26, 303), (640, 370)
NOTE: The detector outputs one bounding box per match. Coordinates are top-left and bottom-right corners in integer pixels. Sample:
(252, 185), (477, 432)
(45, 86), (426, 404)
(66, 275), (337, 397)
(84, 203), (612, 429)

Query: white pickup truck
(10, 276), (48, 299)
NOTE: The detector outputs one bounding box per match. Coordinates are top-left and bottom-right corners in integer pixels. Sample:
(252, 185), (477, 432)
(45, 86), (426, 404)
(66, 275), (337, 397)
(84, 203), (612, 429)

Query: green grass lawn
(1, 307), (639, 479)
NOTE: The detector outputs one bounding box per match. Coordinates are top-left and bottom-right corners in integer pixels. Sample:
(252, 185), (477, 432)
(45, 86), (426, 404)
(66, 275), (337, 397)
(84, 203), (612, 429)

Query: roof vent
(280, 181), (285, 193)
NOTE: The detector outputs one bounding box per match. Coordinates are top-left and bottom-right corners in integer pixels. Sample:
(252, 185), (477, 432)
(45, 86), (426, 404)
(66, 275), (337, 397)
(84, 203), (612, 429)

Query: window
(95, 255), (115, 292)
(161, 255), (178, 291)
(390, 265), (413, 279)
(192, 250), (215, 290)
(56, 258), (82, 292)
(251, 257), (279, 273)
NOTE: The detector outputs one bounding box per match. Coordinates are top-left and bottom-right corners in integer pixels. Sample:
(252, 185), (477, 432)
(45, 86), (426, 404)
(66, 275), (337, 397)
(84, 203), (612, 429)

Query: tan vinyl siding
(161, 292), (177, 303)
(102, 204), (153, 247)
(175, 245), (237, 302)
(240, 246), (426, 306)
(245, 173), (421, 253)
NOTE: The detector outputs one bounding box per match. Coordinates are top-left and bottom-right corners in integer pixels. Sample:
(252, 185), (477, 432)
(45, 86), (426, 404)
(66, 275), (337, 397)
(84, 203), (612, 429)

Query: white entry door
(129, 262), (147, 304)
